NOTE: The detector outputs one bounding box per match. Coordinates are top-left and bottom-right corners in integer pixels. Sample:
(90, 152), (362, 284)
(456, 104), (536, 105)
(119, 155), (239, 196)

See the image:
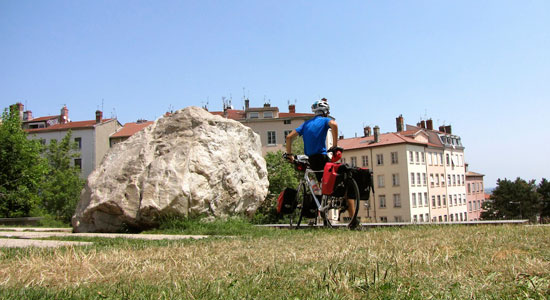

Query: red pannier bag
(322, 163), (342, 195)
(277, 188), (297, 215)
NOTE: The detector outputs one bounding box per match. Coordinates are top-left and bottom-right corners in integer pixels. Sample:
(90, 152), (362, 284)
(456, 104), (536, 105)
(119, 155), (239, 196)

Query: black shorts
(309, 154), (329, 182)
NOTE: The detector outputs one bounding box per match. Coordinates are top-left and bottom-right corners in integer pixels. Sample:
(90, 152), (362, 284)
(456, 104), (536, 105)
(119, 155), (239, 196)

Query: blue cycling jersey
(295, 116), (331, 157)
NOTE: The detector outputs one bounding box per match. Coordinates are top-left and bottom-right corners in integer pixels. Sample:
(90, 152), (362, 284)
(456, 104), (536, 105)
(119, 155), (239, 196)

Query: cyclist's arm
(286, 130), (299, 155)
(329, 120), (338, 147)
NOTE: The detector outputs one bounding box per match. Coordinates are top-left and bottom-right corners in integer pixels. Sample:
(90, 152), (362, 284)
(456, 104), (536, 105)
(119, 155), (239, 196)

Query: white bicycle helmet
(312, 98), (330, 115)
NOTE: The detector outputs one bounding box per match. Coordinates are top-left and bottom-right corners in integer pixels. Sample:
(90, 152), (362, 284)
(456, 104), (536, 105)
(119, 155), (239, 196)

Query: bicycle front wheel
(289, 181), (307, 229)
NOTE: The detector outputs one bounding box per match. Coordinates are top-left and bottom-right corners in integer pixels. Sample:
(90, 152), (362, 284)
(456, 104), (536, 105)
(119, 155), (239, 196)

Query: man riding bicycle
(285, 98), (357, 228)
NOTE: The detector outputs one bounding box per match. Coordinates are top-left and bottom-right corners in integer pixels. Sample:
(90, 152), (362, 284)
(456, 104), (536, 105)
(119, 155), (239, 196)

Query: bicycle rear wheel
(323, 177), (360, 228)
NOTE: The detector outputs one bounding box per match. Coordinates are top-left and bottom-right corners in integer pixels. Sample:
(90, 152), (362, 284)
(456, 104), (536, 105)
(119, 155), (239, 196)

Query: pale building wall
(241, 118), (310, 155)
(466, 175), (485, 221)
(444, 149), (468, 222)
(405, 145), (430, 223)
(94, 120), (121, 168)
(426, 148), (448, 222)
(27, 129), (96, 179)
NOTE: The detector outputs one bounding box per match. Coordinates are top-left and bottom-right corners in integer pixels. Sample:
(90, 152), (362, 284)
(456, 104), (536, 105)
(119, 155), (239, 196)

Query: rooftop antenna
(111, 107), (117, 119)
(168, 104), (173, 113)
(101, 99), (104, 112)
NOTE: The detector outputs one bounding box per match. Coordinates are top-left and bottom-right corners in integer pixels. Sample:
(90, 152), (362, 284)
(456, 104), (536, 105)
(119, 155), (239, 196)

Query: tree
(252, 138), (304, 224)
(538, 178), (550, 223)
(40, 130), (85, 223)
(0, 106), (48, 217)
(481, 177), (541, 221)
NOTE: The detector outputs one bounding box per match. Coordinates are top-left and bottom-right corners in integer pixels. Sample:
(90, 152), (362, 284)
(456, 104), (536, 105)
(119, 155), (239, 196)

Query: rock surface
(72, 106), (268, 233)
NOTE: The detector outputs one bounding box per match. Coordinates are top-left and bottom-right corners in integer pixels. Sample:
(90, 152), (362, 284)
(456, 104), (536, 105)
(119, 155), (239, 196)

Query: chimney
(13, 102), (24, 120)
(339, 135), (344, 140)
(445, 125), (452, 134)
(426, 119), (433, 130)
(289, 104), (295, 114)
(60, 105), (69, 124)
(374, 126), (380, 143)
(23, 111), (33, 121)
(420, 120), (426, 129)
(263, 103), (271, 108)
(396, 115), (404, 132)
(439, 125), (446, 133)
(363, 126), (371, 137)
(95, 110), (103, 123)
(245, 99), (249, 110)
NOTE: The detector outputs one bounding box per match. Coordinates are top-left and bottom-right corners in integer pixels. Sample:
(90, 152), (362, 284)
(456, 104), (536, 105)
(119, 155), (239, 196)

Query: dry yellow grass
(1, 225), (549, 299)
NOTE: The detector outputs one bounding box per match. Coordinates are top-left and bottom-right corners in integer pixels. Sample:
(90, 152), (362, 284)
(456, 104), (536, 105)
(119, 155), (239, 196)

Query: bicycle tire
(289, 181), (307, 229)
(323, 177), (361, 228)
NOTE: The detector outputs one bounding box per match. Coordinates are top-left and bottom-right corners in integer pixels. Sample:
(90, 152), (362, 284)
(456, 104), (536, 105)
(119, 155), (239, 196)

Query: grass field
(1, 222), (549, 299)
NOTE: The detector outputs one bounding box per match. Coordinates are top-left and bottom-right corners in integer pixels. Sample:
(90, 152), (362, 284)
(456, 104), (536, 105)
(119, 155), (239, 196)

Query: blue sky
(1, 0), (549, 187)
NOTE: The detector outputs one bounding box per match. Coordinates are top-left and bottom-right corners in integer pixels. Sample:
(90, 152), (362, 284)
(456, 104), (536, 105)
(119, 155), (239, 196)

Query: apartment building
(14, 103), (121, 179)
(466, 170), (485, 221)
(336, 115), (469, 223)
(210, 100), (316, 154)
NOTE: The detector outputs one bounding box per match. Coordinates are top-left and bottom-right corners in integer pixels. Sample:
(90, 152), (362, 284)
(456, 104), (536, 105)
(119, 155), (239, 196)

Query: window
(430, 174), (435, 187)
(441, 174), (445, 186)
(418, 193), (423, 207)
(392, 174), (400, 186)
(444, 215), (448, 222)
(462, 175), (465, 185)
(426, 213), (430, 222)
(417, 173), (421, 186)
(283, 119), (291, 125)
(263, 111), (273, 118)
(412, 193), (417, 207)
(351, 157), (357, 167)
(409, 151), (414, 164)
(448, 175), (451, 186)
(413, 215), (418, 222)
(74, 158), (82, 170)
(376, 154), (384, 165)
(419, 214), (424, 222)
(464, 212), (468, 221)
(283, 130), (292, 144)
(468, 201), (472, 212)
(439, 216), (443, 222)
(421, 152), (425, 164)
(458, 194), (462, 205)
(394, 216), (403, 222)
(391, 152), (398, 164)
(379, 195), (386, 208)
(415, 152), (420, 164)
(249, 112), (259, 119)
(380, 216), (388, 223)
(437, 195), (441, 207)
(362, 155), (369, 167)
(439, 153), (444, 166)
(452, 175), (457, 186)
(467, 183), (471, 193)
(432, 196), (436, 208)
(410, 173), (415, 186)
(446, 154), (450, 166)
(450, 214), (454, 222)
(424, 192), (428, 206)
(442, 195), (446, 206)
(435, 174), (440, 186)
(377, 175), (385, 188)
(267, 131), (276, 145)
(423, 173), (427, 186)
(393, 194), (401, 208)
(74, 137), (82, 149)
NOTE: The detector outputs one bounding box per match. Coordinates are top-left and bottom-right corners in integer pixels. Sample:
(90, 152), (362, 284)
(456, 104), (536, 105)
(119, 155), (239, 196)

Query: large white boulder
(72, 106), (268, 233)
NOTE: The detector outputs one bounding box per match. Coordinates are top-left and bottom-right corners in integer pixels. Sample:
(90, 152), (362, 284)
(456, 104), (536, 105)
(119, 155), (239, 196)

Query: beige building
(336, 116), (469, 223)
(16, 103), (121, 179)
(210, 100), (315, 154)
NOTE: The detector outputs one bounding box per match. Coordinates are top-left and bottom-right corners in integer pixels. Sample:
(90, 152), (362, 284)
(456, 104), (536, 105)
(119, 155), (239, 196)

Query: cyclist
(285, 98), (358, 228)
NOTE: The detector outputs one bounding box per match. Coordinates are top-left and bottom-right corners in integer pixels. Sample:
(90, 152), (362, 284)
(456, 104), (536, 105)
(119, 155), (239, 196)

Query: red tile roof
(111, 121), (154, 138)
(466, 171), (485, 177)
(338, 132), (427, 150)
(23, 115), (58, 122)
(25, 119), (114, 133)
